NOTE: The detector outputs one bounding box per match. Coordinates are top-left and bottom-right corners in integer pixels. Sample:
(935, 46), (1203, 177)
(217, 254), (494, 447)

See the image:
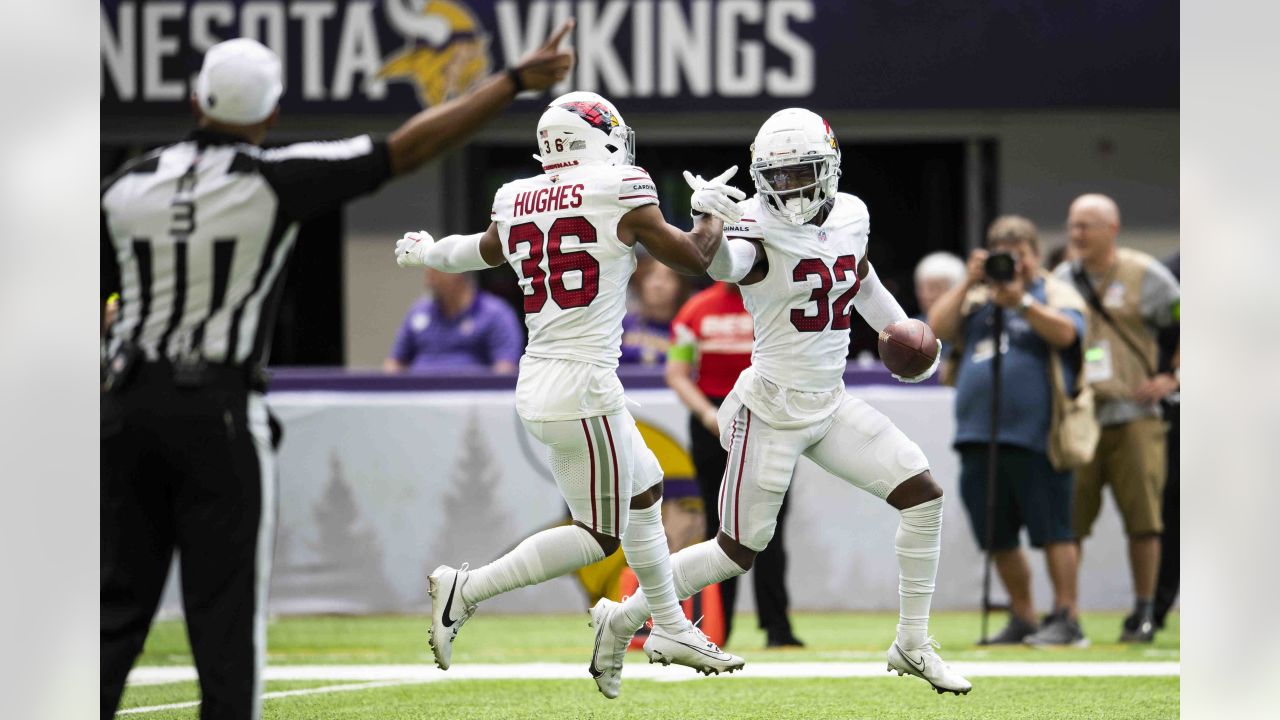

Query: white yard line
(117, 680), (425, 715)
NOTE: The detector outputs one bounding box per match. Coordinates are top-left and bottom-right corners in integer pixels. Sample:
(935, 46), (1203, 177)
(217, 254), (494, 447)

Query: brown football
(878, 319), (939, 378)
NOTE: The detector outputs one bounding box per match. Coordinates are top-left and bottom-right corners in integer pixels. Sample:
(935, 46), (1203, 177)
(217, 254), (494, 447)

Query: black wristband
(506, 68), (526, 94)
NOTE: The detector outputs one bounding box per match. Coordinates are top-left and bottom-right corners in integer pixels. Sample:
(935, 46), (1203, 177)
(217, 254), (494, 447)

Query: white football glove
(395, 230), (435, 268)
(684, 165), (747, 223)
(893, 339), (943, 384)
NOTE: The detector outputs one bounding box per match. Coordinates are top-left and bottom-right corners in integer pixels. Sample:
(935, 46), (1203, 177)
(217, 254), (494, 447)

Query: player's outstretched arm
(852, 254), (908, 333)
(618, 165), (745, 274)
(395, 224), (504, 271)
(857, 253), (941, 383)
(386, 19), (575, 176)
(707, 238), (763, 283)
(618, 205), (723, 275)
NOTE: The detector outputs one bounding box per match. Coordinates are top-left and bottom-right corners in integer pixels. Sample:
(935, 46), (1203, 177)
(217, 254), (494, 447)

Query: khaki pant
(1074, 417), (1167, 538)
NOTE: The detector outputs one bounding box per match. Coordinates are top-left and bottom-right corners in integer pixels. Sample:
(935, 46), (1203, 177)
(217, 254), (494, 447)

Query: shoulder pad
(491, 176), (538, 223)
(613, 165), (658, 208)
(724, 197), (764, 238)
(829, 193), (870, 231)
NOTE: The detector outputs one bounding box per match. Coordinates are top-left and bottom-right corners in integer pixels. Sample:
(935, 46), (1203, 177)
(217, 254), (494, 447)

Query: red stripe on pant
(719, 415), (738, 534)
(734, 410), (752, 542)
(603, 416), (619, 536)
(581, 419), (597, 532)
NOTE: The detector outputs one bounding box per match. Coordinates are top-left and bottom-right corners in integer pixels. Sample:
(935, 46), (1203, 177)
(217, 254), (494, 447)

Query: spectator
(665, 282), (803, 647)
(1154, 251), (1180, 630)
(1045, 243), (1077, 273)
(913, 251), (967, 318)
(929, 216), (1089, 645)
(621, 256), (689, 365)
(914, 251), (967, 379)
(1054, 194), (1180, 643)
(384, 269), (523, 373)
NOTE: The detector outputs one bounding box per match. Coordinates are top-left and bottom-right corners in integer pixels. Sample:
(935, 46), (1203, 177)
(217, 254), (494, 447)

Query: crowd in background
(383, 193), (1180, 646)
(920, 194), (1180, 645)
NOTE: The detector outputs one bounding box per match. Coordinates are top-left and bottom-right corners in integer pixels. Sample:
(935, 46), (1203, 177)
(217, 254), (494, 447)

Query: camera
(984, 251), (1017, 283)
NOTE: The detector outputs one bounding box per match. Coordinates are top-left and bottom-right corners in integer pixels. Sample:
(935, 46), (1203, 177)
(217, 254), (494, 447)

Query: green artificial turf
(120, 676), (1178, 719)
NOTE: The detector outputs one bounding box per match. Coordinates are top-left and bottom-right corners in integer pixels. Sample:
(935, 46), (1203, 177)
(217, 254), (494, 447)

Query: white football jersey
(490, 163), (658, 420)
(728, 192), (870, 394)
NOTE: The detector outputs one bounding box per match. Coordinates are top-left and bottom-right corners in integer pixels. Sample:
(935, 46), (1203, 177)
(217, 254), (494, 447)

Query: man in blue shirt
(385, 269), (523, 373)
(929, 216), (1089, 646)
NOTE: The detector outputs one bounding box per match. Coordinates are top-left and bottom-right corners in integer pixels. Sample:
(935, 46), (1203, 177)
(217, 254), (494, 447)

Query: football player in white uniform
(602, 108), (973, 695)
(394, 91), (747, 698)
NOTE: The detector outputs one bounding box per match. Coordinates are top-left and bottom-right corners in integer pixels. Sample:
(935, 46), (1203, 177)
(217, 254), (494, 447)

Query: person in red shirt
(665, 282), (803, 647)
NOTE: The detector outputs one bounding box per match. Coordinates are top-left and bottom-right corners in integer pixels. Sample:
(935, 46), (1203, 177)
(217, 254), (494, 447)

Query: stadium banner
(102, 0), (1176, 120)
(157, 384), (1132, 617)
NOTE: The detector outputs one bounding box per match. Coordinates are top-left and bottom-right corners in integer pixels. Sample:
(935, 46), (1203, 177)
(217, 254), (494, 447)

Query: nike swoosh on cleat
(664, 637), (733, 661)
(898, 645), (926, 673)
(441, 574), (459, 628)
(589, 622), (606, 678)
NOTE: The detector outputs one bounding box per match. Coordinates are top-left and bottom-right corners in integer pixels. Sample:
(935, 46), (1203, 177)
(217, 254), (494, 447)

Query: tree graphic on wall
(307, 451), (400, 611)
(426, 409), (514, 584)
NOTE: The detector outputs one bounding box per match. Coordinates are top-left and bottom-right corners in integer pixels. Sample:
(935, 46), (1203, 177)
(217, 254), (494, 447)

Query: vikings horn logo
(557, 101), (621, 135)
(380, 0), (491, 108)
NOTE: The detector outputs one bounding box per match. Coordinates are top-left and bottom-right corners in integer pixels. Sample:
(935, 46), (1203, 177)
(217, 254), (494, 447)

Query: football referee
(100, 24), (573, 720)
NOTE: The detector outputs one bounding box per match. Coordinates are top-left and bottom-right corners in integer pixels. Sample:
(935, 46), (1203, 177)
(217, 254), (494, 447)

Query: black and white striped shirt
(101, 129), (390, 369)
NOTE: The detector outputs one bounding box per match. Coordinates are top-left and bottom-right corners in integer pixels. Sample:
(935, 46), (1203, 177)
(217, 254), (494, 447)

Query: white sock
(611, 539), (744, 634)
(620, 503), (690, 633)
(460, 525), (605, 606)
(895, 496), (944, 648)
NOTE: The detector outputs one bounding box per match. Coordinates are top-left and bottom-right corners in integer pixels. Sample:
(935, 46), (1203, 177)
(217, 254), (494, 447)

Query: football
(878, 319), (939, 378)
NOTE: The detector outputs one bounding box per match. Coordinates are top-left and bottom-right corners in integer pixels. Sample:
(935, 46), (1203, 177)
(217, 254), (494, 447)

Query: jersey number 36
(507, 217), (600, 313)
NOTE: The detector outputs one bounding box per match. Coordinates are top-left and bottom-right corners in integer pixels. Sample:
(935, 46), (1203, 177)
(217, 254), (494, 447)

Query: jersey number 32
(508, 217), (600, 313)
(791, 255), (861, 332)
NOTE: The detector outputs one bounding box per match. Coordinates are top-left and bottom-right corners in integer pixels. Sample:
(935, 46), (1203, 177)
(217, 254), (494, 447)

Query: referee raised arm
(100, 24), (573, 720)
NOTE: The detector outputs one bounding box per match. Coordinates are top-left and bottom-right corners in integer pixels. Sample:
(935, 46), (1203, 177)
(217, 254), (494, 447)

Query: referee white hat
(194, 38), (283, 125)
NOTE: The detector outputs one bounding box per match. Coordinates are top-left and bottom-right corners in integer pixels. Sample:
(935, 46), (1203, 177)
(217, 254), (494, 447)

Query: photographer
(1053, 194), (1180, 643)
(929, 216), (1089, 645)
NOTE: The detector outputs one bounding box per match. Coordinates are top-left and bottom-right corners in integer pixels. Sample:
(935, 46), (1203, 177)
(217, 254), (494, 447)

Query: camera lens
(984, 252), (1017, 282)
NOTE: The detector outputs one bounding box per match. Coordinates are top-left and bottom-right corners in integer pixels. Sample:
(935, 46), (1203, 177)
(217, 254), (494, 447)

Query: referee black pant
(690, 398), (797, 646)
(101, 364), (276, 720)
(1154, 401), (1179, 628)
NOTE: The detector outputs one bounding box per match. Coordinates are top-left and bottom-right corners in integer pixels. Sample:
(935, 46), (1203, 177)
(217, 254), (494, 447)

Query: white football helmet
(534, 91), (635, 172)
(749, 108), (841, 224)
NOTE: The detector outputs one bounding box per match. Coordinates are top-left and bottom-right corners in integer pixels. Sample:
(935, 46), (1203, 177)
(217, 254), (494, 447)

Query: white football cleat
(587, 598), (634, 699)
(427, 564), (476, 670)
(887, 638), (972, 695)
(643, 624), (745, 676)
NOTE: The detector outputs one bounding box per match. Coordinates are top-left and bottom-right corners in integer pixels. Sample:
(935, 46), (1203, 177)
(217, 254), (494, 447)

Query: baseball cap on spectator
(194, 39), (283, 125)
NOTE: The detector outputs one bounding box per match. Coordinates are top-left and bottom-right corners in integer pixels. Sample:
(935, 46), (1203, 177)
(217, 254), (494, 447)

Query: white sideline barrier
(157, 384), (1133, 616)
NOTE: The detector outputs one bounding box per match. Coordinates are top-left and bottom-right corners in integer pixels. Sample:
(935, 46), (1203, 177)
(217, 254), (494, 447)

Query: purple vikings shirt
(619, 313), (672, 366)
(389, 291), (524, 370)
